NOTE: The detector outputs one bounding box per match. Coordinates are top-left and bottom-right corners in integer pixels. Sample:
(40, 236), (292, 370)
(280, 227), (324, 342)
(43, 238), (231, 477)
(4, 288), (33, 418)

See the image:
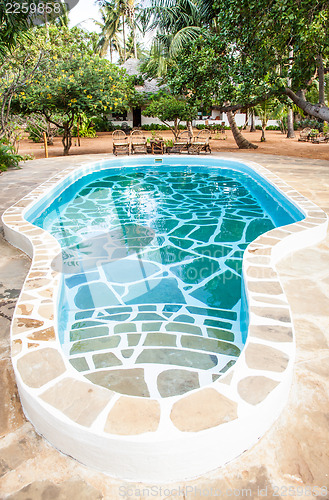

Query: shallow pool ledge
(2, 156), (328, 483)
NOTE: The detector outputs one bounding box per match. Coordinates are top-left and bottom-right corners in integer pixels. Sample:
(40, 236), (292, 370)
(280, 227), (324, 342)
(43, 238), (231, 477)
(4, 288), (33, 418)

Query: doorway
(133, 108), (142, 128)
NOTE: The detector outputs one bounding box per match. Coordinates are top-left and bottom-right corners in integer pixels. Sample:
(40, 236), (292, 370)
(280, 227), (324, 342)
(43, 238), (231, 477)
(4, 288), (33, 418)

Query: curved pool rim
(2, 155), (328, 483)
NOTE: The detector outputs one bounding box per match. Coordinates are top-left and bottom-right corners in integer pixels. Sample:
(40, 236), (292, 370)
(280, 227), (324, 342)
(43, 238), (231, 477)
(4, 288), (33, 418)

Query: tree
(96, 0), (141, 62)
(212, 0), (329, 121)
(143, 95), (198, 139)
(141, 0), (212, 78)
(96, 1), (122, 61)
(12, 25), (133, 154)
(0, 24), (99, 139)
(253, 100), (282, 142)
(0, 0), (75, 54)
(166, 33), (258, 148)
(141, 0), (259, 148)
(0, 34), (42, 137)
(18, 55), (132, 154)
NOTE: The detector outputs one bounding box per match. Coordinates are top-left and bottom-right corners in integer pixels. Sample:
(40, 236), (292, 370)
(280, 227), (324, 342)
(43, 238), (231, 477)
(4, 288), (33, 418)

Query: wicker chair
(130, 130), (147, 154)
(112, 130), (129, 155)
(311, 132), (329, 144)
(151, 135), (165, 154)
(170, 131), (191, 154)
(189, 129), (211, 154)
(298, 127), (312, 142)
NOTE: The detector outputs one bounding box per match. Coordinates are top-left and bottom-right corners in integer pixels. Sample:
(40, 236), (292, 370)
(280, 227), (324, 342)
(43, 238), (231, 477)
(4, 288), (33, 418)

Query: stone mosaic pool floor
(32, 168), (281, 398)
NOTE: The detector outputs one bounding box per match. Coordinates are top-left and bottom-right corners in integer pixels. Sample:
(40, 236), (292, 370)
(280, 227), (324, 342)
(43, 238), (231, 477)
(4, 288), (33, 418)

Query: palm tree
(125, 0), (138, 59)
(96, 0), (140, 62)
(141, 0), (213, 77)
(95, 2), (122, 61)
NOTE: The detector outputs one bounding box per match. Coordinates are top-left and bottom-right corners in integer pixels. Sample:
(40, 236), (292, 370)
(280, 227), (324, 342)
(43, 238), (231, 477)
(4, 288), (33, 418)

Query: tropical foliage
(143, 0), (329, 124)
(17, 53), (131, 154)
(2, 25), (132, 154)
(0, 0), (329, 168)
(0, 138), (28, 171)
(143, 95), (199, 139)
(95, 0), (143, 62)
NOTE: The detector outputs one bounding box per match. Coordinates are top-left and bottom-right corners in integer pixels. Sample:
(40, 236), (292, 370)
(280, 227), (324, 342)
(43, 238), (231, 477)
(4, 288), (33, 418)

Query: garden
(0, 0), (329, 171)
(1, 1), (329, 498)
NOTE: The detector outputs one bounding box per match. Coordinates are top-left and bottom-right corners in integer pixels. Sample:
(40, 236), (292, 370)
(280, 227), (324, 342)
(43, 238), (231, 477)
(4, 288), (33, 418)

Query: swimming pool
(3, 155), (327, 481)
(27, 163), (303, 399)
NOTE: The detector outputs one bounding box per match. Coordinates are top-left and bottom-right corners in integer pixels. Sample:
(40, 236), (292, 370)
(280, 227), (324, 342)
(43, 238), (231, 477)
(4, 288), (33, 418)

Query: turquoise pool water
(29, 161), (303, 398)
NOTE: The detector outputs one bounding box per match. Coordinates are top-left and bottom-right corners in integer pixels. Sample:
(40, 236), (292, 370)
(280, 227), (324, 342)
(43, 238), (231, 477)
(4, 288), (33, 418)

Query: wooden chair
(170, 131), (191, 154)
(311, 132), (329, 144)
(189, 129), (211, 154)
(130, 130), (147, 154)
(112, 130), (129, 155)
(298, 127), (311, 142)
(151, 136), (165, 154)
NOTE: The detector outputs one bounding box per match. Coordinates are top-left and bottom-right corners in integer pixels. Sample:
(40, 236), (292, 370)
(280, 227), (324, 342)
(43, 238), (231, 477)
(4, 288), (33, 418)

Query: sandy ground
(18, 129), (329, 161)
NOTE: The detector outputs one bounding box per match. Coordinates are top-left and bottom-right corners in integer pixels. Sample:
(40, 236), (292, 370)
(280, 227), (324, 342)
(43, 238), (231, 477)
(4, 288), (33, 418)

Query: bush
(255, 125), (280, 131)
(141, 124), (170, 131)
(266, 125), (281, 131)
(93, 116), (112, 132)
(72, 117), (97, 137)
(296, 119), (324, 131)
(27, 124), (44, 143)
(195, 123), (230, 131)
(0, 139), (29, 171)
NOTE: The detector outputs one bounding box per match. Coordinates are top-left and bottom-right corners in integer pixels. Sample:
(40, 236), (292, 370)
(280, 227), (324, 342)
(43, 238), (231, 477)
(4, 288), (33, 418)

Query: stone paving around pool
(2, 152), (328, 499)
(2, 155), (327, 482)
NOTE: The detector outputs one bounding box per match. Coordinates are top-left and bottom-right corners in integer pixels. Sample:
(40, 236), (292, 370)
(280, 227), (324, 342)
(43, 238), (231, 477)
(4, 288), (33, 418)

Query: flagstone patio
(0, 153), (328, 499)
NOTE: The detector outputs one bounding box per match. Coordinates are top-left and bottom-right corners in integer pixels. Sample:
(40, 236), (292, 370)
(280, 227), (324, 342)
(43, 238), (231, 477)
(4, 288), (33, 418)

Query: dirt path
(18, 129), (329, 161)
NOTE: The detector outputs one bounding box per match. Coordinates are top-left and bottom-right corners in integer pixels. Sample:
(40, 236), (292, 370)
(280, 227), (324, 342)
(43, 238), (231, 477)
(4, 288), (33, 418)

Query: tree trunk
(286, 47), (296, 138)
(62, 123), (72, 155)
(318, 54), (325, 106)
(0, 89), (11, 138)
(261, 124), (266, 142)
(242, 112), (248, 129)
(187, 120), (193, 138)
(131, 13), (137, 59)
(250, 111), (255, 132)
(174, 118), (179, 140)
(122, 15), (126, 62)
(284, 88), (329, 122)
(286, 108), (295, 138)
(100, 35), (110, 58)
(226, 111), (258, 149)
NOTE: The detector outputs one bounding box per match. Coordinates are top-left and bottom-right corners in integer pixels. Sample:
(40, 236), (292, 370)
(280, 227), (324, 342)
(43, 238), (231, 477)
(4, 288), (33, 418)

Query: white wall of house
(108, 109), (279, 129)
